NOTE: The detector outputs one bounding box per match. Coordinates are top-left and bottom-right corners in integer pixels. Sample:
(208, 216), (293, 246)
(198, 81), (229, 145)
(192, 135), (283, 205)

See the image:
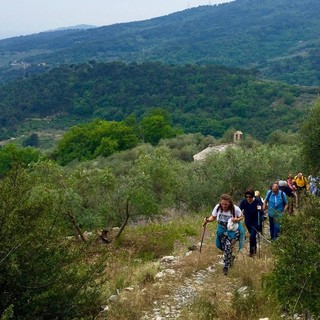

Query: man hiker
(263, 182), (288, 240)
(204, 194), (245, 276)
(239, 188), (264, 257)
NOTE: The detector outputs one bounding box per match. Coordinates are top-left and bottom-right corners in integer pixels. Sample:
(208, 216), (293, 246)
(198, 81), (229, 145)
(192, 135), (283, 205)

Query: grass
(94, 213), (284, 320)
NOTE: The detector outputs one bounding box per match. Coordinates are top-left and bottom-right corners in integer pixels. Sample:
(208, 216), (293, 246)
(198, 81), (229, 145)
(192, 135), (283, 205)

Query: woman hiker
(203, 194), (245, 276)
(239, 188), (264, 257)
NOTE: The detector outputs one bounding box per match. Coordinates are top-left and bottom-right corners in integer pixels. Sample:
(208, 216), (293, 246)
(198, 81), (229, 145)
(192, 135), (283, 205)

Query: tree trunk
(66, 210), (86, 242)
(115, 199), (130, 239)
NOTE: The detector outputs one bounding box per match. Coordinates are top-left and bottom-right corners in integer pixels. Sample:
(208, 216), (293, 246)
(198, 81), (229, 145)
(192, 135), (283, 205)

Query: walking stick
(257, 231), (261, 259)
(199, 222), (207, 253)
(196, 222), (207, 271)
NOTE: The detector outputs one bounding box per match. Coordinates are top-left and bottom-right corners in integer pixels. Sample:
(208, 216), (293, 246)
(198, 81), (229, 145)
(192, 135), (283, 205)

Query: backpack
(294, 175), (308, 188)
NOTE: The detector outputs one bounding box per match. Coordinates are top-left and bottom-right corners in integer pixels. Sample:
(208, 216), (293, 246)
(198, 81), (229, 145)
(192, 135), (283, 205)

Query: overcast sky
(0, 0), (231, 40)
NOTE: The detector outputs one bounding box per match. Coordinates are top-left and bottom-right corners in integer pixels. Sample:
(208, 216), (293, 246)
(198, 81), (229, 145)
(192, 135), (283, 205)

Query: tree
(22, 133), (39, 147)
(300, 98), (320, 173)
(140, 113), (182, 145)
(0, 144), (40, 177)
(264, 197), (320, 316)
(0, 165), (105, 319)
(53, 119), (139, 165)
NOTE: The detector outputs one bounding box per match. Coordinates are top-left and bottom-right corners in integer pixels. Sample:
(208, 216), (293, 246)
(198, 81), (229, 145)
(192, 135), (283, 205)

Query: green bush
(264, 197), (320, 316)
(0, 167), (105, 319)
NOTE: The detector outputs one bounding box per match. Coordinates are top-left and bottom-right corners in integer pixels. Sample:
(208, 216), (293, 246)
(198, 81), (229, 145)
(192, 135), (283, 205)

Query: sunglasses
(245, 195), (253, 198)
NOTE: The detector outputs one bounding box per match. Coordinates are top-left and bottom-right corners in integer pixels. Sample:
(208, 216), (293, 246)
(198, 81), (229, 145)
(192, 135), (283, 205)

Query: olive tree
(300, 98), (320, 173)
(0, 165), (105, 319)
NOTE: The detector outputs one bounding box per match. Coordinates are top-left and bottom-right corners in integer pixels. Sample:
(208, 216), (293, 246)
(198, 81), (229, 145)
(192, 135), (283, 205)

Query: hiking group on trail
(203, 172), (319, 275)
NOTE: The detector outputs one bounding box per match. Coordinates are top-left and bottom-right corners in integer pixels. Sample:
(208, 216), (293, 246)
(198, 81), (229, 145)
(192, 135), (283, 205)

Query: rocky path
(139, 250), (245, 320)
(97, 225), (278, 320)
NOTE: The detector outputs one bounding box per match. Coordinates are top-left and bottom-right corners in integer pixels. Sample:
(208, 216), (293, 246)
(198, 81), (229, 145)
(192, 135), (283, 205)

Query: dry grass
(95, 215), (283, 320)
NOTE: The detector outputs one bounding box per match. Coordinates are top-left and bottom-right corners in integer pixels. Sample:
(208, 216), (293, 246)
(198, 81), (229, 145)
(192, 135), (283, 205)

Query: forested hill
(0, 0), (319, 85)
(0, 61), (317, 141)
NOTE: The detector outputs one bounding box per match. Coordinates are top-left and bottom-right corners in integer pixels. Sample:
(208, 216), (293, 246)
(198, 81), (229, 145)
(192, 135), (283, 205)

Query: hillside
(0, 61), (318, 142)
(0, 0), (319, 85)
(99, 223), (275, 320)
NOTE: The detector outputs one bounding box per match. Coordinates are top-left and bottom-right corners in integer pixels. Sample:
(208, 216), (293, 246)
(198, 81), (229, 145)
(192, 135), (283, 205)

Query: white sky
(0, 0), (230, 40)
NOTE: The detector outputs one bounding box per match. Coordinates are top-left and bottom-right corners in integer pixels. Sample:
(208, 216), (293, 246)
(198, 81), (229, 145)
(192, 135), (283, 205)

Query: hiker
(308, 175), (318, 195)
(239, 188), (264, 257)
(254, 190), (264, 203)
(278, 180), (295, 214)
(287, 174), (298, 207)
(255, 190), (267, 226)
(204, 194), (245, 276)
(294, 173), (309, 208)
(263, 182), (288, 240)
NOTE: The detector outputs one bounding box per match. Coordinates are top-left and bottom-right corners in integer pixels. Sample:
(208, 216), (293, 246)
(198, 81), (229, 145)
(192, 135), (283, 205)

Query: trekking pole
(257, 231), (261, 259)
(252, 226), (271, 245)
(199, 222), (207, 253)
(196, 222), (207, 271)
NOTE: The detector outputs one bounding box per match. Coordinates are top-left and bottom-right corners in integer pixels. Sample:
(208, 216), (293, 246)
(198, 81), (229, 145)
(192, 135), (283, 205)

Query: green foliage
(264, 197), (320, 316)
(0, 144), (40, 177)
(140, 112), (180, 145)
(0, 61), (316, 143)
(159, 133), (217, 161)
(53, 119), (139, 165)
(177, 143), (302, 211)
(124, 145), (185, 216)
(267, 129), (299, 146)
(300, 98), (320, 173)
(118, 219), (198, 261)
(1, 0), (320, 86)
(22, 133), (39, 147)
(0, 166), (105, 319)
(0, 131), (313, 318)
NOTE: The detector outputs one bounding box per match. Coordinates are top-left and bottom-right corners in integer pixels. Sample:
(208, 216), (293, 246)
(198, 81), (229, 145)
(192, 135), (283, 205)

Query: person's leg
(218, 234), (230, 275)
(269, 216), (275, 240)
(274, 220), (280, 239)
(249, 225), (257, 256)
(224, 237), (232, 268)
(288, 196), (294, 214)
(223, 230), (241, 275)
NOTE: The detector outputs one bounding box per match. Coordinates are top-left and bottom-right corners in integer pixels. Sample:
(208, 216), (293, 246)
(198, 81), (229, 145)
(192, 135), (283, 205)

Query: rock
(237, 286), (248, 294)
(155, 271), (165, 279)
(188, 244), (198, 251)
(160, 256), (175, 263)
(108, 294), (118, 302)
(125, 286), (135, 292)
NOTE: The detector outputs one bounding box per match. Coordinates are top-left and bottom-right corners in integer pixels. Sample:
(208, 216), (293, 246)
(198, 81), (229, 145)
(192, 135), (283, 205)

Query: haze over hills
(45, 24), (97, 33)
(0, 0), (319, 86)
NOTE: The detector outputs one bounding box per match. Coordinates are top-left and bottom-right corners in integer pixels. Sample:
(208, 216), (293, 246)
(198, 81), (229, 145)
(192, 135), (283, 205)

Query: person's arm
(203, 214), (217, 225)
(203, 204), (218, 225)
(263, 192), (269, 211)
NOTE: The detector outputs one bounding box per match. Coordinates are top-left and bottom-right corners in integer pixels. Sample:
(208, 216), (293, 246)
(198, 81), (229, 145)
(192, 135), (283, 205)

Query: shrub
(264, 197), (320, 316)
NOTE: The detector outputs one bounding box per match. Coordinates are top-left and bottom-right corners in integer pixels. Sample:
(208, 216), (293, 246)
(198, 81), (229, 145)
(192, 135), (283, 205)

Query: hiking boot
(223, 267), (228, 276)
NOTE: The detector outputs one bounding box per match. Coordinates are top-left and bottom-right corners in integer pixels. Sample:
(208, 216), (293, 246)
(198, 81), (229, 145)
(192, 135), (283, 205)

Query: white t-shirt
(211, 204), (242, 228)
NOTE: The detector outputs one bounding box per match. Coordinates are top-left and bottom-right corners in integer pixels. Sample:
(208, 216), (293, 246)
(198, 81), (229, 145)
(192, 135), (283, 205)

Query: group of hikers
(203, 172), (317, 276)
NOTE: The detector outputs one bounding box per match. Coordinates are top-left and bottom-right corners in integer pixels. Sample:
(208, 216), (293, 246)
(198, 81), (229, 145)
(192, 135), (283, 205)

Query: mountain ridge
(0, 0), (319, 85)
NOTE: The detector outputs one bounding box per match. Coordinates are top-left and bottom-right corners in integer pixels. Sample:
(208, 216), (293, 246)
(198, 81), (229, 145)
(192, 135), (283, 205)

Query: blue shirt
(265, 190), (287, 218)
